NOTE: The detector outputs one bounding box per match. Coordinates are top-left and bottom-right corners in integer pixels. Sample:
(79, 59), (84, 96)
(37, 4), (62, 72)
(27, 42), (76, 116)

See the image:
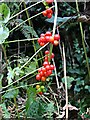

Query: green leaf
(0, 3), (10, 24)
(62, 76), (75, 89)
(45, 102), (54, 118)
(26, 87), (36, 113)
(25, 61), (36, 73)
(22, 26), (38, 38)
(3, 89), (19, 99)
(16, 19), (38, 38)
(85, 85), (90, 92)
(7, 67), (15, 84)
(0, 25), (9, 44)
(45, 15), (77, 24)
(0, 103), (10, 118)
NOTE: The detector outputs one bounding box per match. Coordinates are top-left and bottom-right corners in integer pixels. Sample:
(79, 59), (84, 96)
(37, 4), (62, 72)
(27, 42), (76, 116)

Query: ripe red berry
(49, 36), (54, 43)
(42, 67), (46, 73)
(50, 64), (54, 70)
(47, 13), (52, 18)
(47, 70), (52, 76)
(45, 36), (50, 42)
(38, 38), (41, 43)
(46, 0), (54, 4)
(53, 40), (59, 46)
(36, 74), (41, 81)
(46, 8), (53, 14)
(40, 42), (45, 46)
(40, 36), (46, 42)
(42, 10), (47, 16)
(38, 92), (43, 95)
(44, 72), (49, 77)
(40, 71), (44, 77)
(54, 34), (60, 41)
(45, 31), (52, 36)
(40, 33), (45, 37)
(45, 50), (49, 55)
(43, 61), (49, 67)
(41, 76), (46, 82)
(44, 56), (48, 61)
(38, 68), (42, 73)
(45, 65), (51, 71)
(51, 53), (55, 59)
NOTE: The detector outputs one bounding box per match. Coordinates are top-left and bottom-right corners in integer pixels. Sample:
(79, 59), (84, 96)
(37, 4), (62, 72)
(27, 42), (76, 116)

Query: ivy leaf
(62, 76), (75, 89)
(16, 19), (38, 38)
(45, 15), (77, 24)
(25, 62), (36, 73)
(0, 3), (10, 24)
(3, 89), (19, 99)
(0, 25), (9, 44)
(22, 26), (38, 38)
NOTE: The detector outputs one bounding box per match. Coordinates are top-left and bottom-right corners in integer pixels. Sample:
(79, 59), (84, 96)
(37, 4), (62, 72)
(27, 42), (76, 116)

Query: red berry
(45, 50), (49, 55)
(40, 33), (45, 37)
(38, 38), (41, 43)
(38, 68), (42, 73)
(49, 36), (54, 43)
(38, 92), (43, 95)
(45, 36), (50, 42)
(36, 74), (41, 81)
(51, 53), (55, 59)
(50, 64), (54, 70)
(47, 70), (52, 76)
(41, 76), (46, 82)
(40, 42), (45, 46)
(54, 34), (60, 41)
(43, 61), (49, 67)
(44, 72), (49, 77)
(46, 0), (54, 4)
(47, 13), (52, 18)
(53, 40), (59, 46)
(40, 71), (44, 77)
(44, 56), (48, 61)
(42, 67), (46, 73)
(45, 31), (52, 36)
(42, 10), (47, 16)
(40, 36), (46, 42)
(45, 65), (51, 71)
(46, 8), (53, 14)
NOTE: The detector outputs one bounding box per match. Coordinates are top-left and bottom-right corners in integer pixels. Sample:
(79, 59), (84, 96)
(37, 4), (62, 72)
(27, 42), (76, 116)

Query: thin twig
(63, 43), (68, 119)
(20, 42), (49, 70)
(9, 0), (44, 20)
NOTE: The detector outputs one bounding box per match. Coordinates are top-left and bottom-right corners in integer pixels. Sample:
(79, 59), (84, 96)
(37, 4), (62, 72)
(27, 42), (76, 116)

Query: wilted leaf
(63, 104), (78, 111)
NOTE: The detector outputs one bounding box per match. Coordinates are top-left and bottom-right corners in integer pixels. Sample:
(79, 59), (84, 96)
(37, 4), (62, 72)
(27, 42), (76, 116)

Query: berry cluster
(36, 85), (45, 95)
(36, 50), (55, 82)
(42, 8), (53, 18)
(46, 0), (54, 4)
(38, 31), (60, 46)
